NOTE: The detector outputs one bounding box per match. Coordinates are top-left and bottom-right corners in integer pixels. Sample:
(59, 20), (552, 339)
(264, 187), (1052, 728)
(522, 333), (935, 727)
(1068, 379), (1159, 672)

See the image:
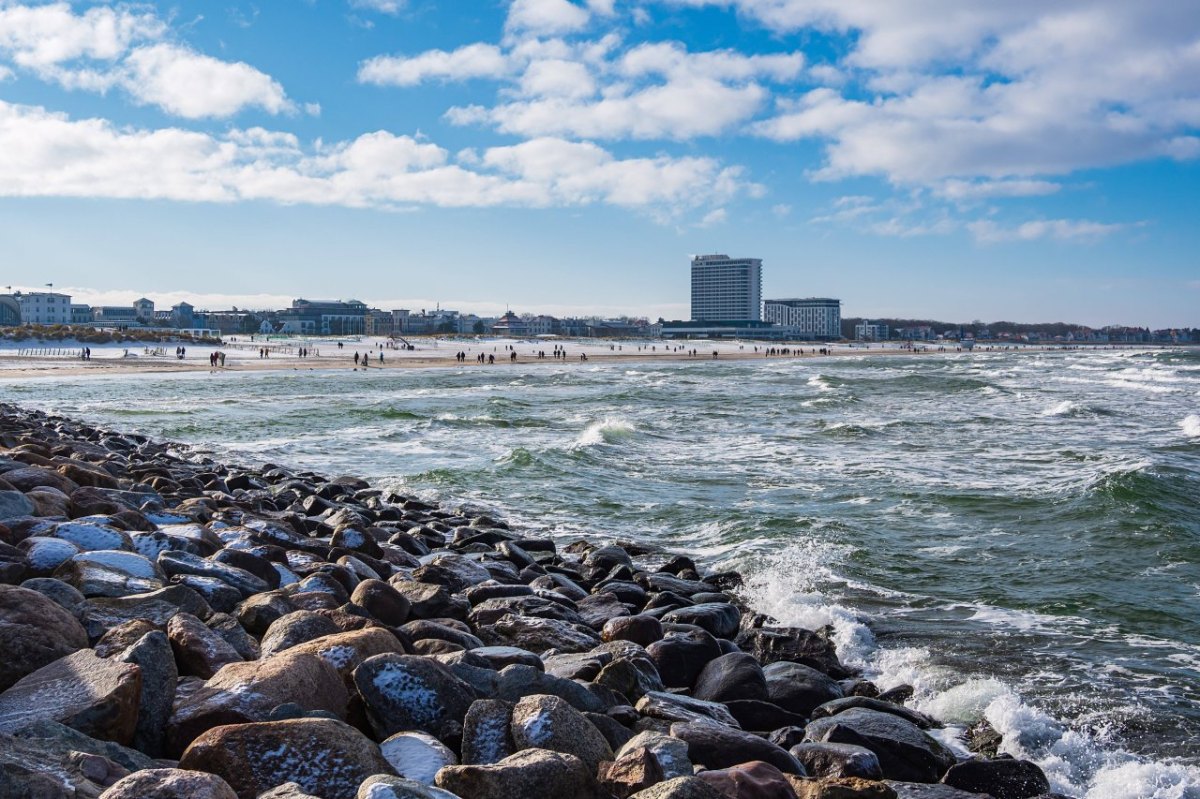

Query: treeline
(841, 317), (1110, 340)
(1, 324), (221, 345)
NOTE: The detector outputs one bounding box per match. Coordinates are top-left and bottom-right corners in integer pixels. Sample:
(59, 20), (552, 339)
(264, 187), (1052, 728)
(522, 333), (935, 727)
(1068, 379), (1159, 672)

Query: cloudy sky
(1, 0), (1197, 325)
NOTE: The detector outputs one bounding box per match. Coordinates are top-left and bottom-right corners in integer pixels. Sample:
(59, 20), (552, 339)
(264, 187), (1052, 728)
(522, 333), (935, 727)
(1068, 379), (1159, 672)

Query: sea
(7, 346), (1199, 798)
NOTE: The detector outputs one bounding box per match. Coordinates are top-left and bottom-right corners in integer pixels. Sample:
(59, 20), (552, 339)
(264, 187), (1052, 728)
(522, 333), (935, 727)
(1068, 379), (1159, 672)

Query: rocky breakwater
(0, 401), (1064, 799)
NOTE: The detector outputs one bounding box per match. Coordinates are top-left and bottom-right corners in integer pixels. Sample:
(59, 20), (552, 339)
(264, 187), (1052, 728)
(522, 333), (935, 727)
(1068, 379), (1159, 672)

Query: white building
(855, 321), (890, 341)
(14, 291), (72, 325)
(691, 254), (762, 321)
(763, 298), (842, 339)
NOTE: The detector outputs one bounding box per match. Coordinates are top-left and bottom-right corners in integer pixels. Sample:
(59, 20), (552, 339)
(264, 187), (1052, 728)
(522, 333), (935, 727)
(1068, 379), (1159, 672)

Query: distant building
(13, 291), (72, 325)
(763, 298), (841, 339)
(526, 315), (558, 336)
(364, 310), (394, 336)
(92, 305), (139, 326)
(691, 254), (762, 322)
(133, 298), (155, 323)
(277, 299), (367, 335)
(0, 295), (21, 326)
(172, 302), (195, 329)
(661, 320), (789, 340)
(70, 305), (93, 325)
(855, 321), (889, 341)
(491, 311), (527, 336)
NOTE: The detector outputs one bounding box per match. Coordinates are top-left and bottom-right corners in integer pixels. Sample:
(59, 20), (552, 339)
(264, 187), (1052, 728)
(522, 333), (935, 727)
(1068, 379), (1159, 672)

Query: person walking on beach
(353, 352), (360, 366)
(379, 351), (384, 364)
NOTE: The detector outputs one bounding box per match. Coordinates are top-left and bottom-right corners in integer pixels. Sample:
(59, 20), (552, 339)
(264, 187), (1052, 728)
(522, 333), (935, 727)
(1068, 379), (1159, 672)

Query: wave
(573, 417), (638, 448)
(1042, 400), (1115, 418)
(1182, 415), (1200, 439)
(737, 543), (1200, 798)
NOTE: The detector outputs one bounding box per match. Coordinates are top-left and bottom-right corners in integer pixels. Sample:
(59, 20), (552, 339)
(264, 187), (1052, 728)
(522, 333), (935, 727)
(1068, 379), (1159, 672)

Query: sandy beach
(0, 335), (1124, 380)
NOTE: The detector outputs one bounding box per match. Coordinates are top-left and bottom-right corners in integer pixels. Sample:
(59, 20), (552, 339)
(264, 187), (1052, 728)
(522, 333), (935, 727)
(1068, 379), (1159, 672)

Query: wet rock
(790, 743), (884, 781)
(812, 698), (938, 730)
(494, 664), (608, 713)
(287, 627), (406, 687)
(696, 760), (800, 799)
(3, 466), (79, 495)
(179, 717), (394, 799)
(97, 768), (239, 799)
(940, 759), (1050, 799)
(765, 661), (846, 716)
(479, 614), (600, 654)
(167, 650), (348, 756)
(354, 653), (477, 740)
(461, 699), (515, 765)
(261, 610), (342, 657)
(602, 614), (664, 647)
(235, 591), (295, 636)
(596, 655), (665, 703)
(356, 775), (463, 799)
(206, 612), (262, 660)
(0, 584), (89, 691)
(661, 603), (741, 640)
(470, 645), (543, 671)
(886, 784), (989, 799)
(627, 776), (728, 799)
(351, 578), (411, 626)
(389, 580), (464, 620)
(790, 777), (898, 799)
(0, 649), (141, 744)
(804, 709), (956, 784)
(636, 691), (740, 728)
(18, 536), (79, 577)
(510, 693), (614, 771)
(83, 585), (213, 641)
(646, 628), (723, 689)
(0, 490), (34, 522)
(55, 550), (165, 598)
(600, 732), (693, 796)
(736, 628), (847, 679)
(118, 630), (176, 758)
(669, 721), (807, 776)
(167, 612), (243, 678)
(436, 748), (607, 799)
(381, 731), (458, 784)
(51, 522), (131, 554)
(158, 550), (268, 598)
(726, 700), (808, 733)
(693, 652), (769, 703)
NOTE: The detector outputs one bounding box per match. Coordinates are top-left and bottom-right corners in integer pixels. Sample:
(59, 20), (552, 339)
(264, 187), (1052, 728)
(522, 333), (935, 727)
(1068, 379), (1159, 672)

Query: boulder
(693, 652), (769, 703)
(696, 760), (800, 799)
(661, 603), (741, 640)
(804, 709), (956, 784)
(167, 650), (348, 756)
(179, 717), (394, 799)
(494, 664), (607, 713)
(790, 743), (884, 781)
(287, 627), (407, 687)
(167, 613), (243, 678)
(82, 585), (213, 641)
(628, 777), (728, 799)
(510, 693), (614, 772)
(647, 629), (722, 689)
(636, 691), (741, 728)
(18, 536), (80, 577)
(356, 774), (462, 799)
(602, 614), (664, 647)
(118, 630), (177, 758)
(0, 584), (88, 691)
(886, 784), (990, 799)
(600, 732), (693, 797)
(354, 653), (477, 740)
(812, 698), (938, 730)
(669, 721), (807, 776)
(789, 777), (898, 799)
(0, 649), (141, 744)
(735, 628), (846, 678)
(260, 610), (342, 657)
(436, 748), (608, 799)
(98, 768), (239, 799)
(380, 731), (458, 785)
(461, 699), (515, 765)
(351, 578), (411, 626)
(765, 661), (845, 716)
(51, 523), (131, 554)
(235, 591), (295, 636)
(0, 490), (34, 522)
(479, 614), (600, 654)
(940, 759), (1050, 799)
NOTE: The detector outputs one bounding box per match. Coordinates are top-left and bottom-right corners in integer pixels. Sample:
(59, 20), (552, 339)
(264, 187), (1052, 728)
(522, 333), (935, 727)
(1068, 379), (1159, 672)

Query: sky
(0, 0), (1197, 326)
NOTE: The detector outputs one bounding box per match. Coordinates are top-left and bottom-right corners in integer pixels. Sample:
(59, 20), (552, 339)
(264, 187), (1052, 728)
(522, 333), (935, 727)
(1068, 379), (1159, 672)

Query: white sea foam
(1182, 415), (1200, 438)
(738, 542), (1200, 799)
(573, 417), (637, 447)
(1044, 400), (1078, 416)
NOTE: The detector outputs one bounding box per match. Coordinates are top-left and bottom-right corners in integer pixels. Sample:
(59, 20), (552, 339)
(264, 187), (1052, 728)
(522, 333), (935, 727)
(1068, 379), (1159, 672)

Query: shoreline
(0, 341), (1170, 380)
(0, 401), (1058, 799)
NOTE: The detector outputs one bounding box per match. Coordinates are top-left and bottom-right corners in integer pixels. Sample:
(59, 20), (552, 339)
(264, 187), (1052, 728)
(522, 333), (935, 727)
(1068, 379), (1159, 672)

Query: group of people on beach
(208, 352), (227, 367)
(78, 347), (92, 361)
(352, 351), (384, 367)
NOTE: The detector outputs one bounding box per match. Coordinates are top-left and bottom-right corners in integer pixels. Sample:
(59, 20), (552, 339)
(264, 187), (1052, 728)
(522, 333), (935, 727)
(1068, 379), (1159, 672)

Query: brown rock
(94, 619), (159, 658)
(786, 776), (898, 799)
(179, 718), (394, 799)
(0, 649), (141, 745)
(436, 748), (609, 799)
(697, 761), (800, 799)
(167, 613), (243, 678)
(0, 584), (89, 691)
(167, 649), (348, 756)
(3, 466), (80, 494)
(286, 627), (406, 687)
(98, 768), (239, 799)
(58, 463), (121, 490)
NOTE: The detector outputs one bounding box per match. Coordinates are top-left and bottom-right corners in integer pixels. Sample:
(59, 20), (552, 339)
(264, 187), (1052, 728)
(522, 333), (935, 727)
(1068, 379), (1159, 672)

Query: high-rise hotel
(690, 254), (762, 321)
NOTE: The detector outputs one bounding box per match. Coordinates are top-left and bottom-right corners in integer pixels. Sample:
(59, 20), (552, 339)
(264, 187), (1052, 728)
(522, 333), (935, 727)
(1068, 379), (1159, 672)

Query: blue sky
(0, 0), (1197, 326)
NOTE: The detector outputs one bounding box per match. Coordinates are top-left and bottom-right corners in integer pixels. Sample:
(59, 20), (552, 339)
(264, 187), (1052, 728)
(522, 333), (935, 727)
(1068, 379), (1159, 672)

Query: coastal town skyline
(1, 1), (1198, 327)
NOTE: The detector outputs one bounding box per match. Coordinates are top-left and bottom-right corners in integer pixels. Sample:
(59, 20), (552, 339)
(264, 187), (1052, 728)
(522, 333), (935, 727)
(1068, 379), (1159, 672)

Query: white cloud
(935, 179), (1062, 201)
(350, 0), (404, 14)
(0, 99), (752, 217)
(122, 44), (293, 118)
(505, 0), (591, 37)
(358, 44), (509, 86)
(968, 218), (1128, 243)
(0, 2), (296, 118)
(697, 207), (727, 226)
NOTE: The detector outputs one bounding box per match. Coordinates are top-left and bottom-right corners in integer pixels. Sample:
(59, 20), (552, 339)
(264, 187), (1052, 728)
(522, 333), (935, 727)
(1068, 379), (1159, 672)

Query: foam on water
(1182, 415), (1200, 438)
(573, 416), (637, 447)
